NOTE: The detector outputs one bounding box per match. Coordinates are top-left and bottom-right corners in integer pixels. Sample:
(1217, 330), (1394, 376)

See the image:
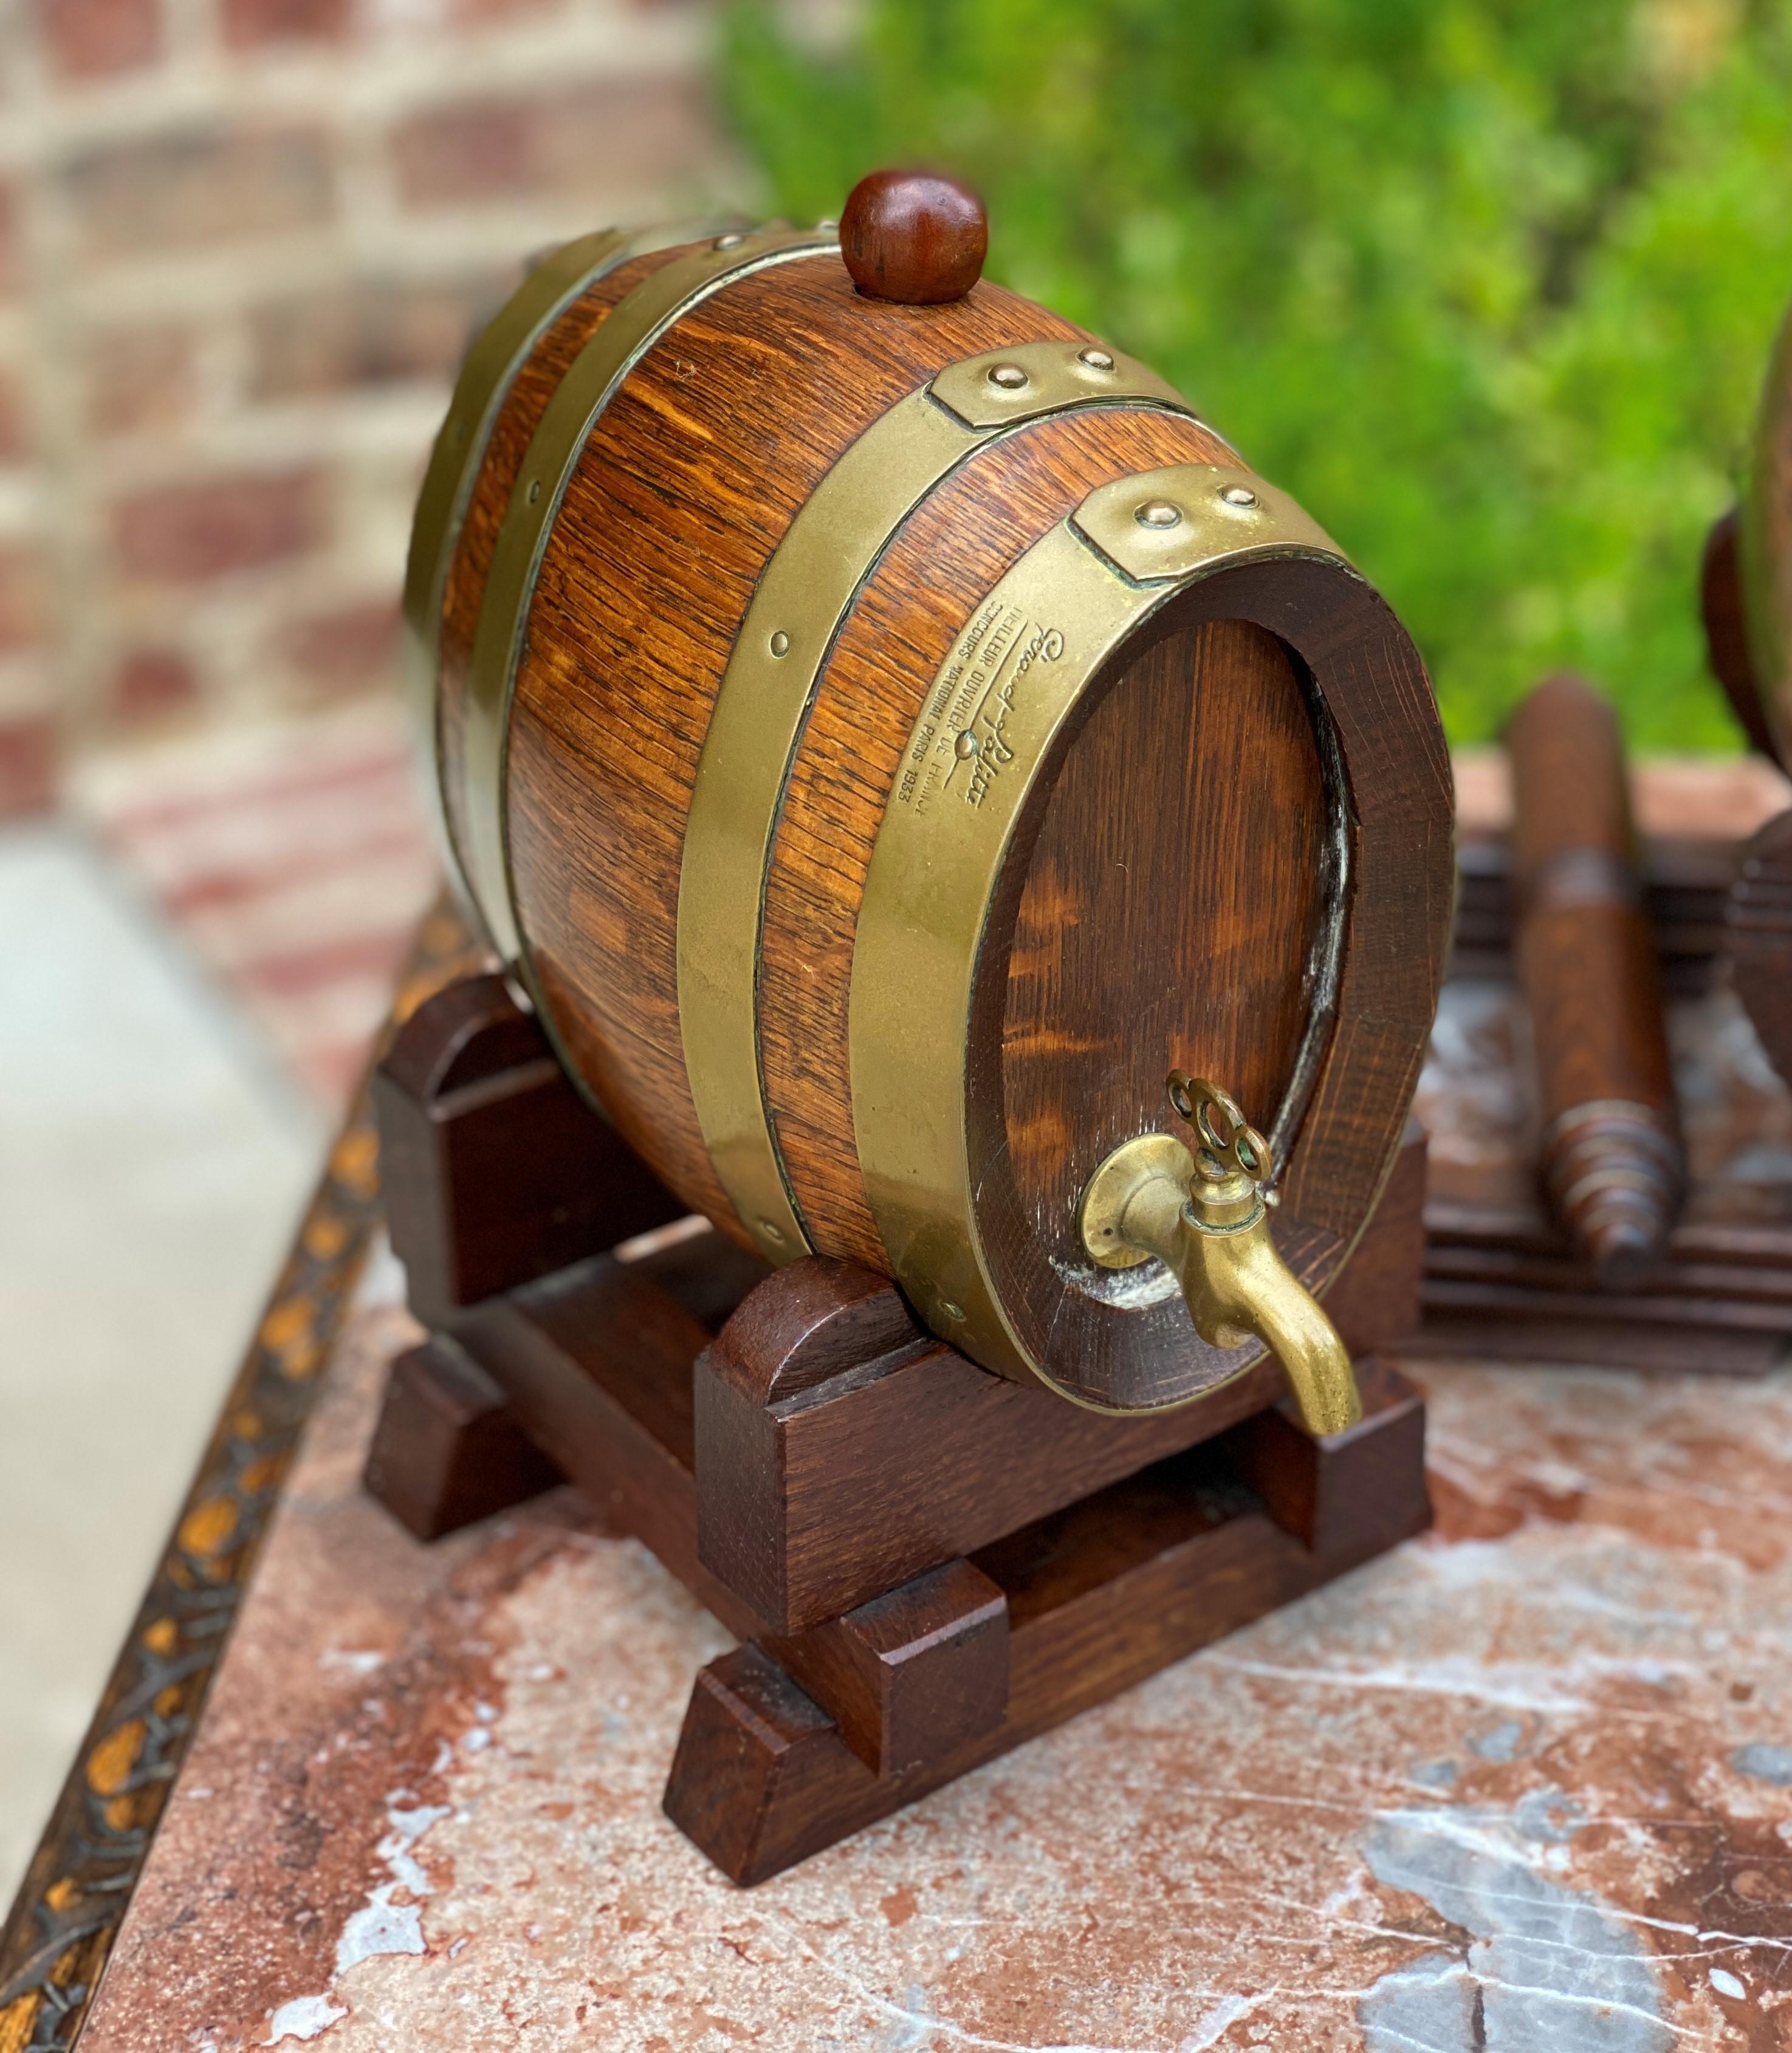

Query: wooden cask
(404, 202), (1454, 1417)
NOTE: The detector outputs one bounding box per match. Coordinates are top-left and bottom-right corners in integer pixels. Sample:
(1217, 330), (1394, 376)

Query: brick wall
(0, 0), (748, 816)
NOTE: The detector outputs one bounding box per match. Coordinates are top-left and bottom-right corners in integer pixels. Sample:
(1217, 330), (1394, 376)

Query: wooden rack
(363, 973), (1434, 1882)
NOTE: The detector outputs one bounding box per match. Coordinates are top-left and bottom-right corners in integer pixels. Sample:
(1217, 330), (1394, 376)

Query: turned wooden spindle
(1507, 674), (1684, 1282)
(839, 168), (987, 304)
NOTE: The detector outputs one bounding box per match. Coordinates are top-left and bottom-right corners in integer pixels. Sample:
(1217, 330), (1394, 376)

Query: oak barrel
(404, 206), (1455, 1414)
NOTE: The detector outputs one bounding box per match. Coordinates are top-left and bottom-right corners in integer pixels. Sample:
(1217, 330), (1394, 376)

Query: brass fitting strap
(455, 225), (842, 971)
(850, 464), (1349, 1400)
(404, 218), (735, 902)
(678, 340), (1196, 1264)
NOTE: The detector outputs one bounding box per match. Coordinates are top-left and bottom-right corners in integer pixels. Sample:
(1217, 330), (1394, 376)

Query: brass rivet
(1078, 346), (1115, 371)
(526, 479), (541, 505)
(759, 1219), (786, 1244)
(940, 1300), (966, 1321)
(769, 631), (790, 657)
(1220, 484), (1258, 508)
(1136, 498), (1183, 529)
(987, 363), (1029, 391)
(714, 232), (746, 251)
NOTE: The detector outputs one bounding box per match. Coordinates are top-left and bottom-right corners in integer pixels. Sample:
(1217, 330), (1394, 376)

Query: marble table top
(73, 1253), (1792, 2053)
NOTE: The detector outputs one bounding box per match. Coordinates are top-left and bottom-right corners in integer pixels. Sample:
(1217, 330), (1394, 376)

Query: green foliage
(719, 0), (1792, 747)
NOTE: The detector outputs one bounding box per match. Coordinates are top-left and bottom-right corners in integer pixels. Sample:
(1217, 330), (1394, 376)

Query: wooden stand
(363, 974), (1433, 1883)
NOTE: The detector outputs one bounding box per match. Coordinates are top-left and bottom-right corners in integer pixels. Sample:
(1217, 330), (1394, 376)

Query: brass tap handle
(1078, 1074), (1363, 1436)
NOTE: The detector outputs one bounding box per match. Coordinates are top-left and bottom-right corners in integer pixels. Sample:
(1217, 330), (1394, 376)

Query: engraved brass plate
(849, 465), (1348, 1402)
(457, 225), (840, 967)
(405, 228), (625, 662)
(678, 344), (1198, 1264)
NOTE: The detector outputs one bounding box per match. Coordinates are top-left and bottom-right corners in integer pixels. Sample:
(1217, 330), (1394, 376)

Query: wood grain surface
(998, 617), (1322, 1254)
(373, 971), (687, 1324)
(665, 1354), (1430, 1885)
(505, 258), (1082, 1238)
(434, 247), (677, 879)
(363, 1336), (561, 1541)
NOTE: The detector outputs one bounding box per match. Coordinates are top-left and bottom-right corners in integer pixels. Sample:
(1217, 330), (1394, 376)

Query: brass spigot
(1078, 1074), (1362, 1436)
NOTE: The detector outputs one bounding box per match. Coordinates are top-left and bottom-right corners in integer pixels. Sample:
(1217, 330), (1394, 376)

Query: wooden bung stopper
(840, 169), (987, 304)
(1506, 673), (1684, 1282)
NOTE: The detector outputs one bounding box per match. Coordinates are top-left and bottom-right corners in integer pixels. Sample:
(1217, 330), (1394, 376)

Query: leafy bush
(719, 0), (1792, 747)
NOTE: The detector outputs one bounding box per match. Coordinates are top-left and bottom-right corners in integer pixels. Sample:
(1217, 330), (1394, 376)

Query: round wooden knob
(840, 170), (987, 305)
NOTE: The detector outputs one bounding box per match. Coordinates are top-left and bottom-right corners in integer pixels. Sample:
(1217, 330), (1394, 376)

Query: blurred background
(4, 0), (1791, 1900)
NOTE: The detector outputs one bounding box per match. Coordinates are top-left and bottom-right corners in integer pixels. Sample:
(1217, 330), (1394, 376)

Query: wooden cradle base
(363, 975), (1432, 1883)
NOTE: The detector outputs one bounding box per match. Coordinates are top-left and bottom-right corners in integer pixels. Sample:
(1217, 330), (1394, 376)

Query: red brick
(391, 75), (716, 210)
(63, 126), (334, 265)
(111, 646), (197, 723)
(281, 598), (400, 692)
(114, 470), (323, 582)
(0, 368), (29, 464)
(40, 0), (160, 78)
(391, 100), (529, 207)
(249, 271), (512, 399)
(85, 321), (194, 438)
(0, 715), (58, 818)
(0, 546), (47, 653)
(222, 0), (345, 47)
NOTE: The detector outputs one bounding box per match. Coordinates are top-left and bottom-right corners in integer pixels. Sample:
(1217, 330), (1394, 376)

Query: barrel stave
(995, 615), (1325, 1253)
(435, 247), (685, 888)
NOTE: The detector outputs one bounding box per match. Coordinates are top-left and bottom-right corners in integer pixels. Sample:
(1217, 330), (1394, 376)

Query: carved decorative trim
(0, 899), (483, 2053)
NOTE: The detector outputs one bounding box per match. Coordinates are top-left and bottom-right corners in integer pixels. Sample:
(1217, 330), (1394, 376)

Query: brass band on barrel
(405, 220), (730, 897)
(404, 227), (628, 891)
(455, 225), (841, 970)
(848, 462), (1345, 1403)
(678, 340), (1198, 1266)
(405, 228), (624, 663)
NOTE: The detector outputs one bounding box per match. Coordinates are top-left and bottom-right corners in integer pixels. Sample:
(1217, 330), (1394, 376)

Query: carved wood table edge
(12, 817), (1792, 2042)
(0, 897), (489, 2053)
